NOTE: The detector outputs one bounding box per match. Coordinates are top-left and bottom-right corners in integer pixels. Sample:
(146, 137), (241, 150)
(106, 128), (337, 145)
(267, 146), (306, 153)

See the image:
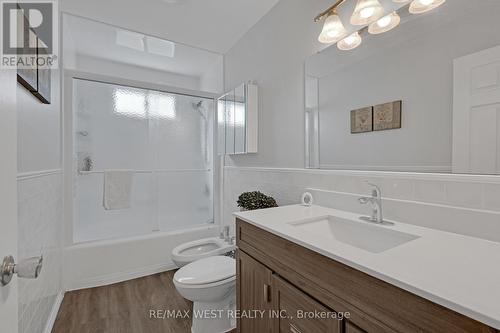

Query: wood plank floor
(52, 271), (193, 333)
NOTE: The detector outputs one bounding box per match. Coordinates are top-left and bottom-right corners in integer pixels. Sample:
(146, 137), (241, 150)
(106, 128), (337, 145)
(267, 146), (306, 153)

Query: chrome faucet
(220, 225), (230, 243)
(358, 183), (388, 224)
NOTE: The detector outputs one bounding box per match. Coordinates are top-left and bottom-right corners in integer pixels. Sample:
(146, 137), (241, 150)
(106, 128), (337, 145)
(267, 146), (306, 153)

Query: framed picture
(33, 38), (51, 104)
(16, 13), (51, 104)
(373, 101), (401, 131)
(17, 18), (38, 93)
(351, 107), (373, 134)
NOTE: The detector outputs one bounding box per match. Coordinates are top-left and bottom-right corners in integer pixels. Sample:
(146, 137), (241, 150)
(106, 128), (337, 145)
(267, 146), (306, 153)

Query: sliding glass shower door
(73, 78), (214, 242)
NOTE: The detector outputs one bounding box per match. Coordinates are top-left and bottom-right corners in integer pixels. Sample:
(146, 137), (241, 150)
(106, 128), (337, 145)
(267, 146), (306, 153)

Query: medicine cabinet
(217, 83), (258, 155)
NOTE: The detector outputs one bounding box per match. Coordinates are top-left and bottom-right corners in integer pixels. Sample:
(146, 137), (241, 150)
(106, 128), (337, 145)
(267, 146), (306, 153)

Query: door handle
(263, 284), (271, 303)
(1, 255), (43, 286)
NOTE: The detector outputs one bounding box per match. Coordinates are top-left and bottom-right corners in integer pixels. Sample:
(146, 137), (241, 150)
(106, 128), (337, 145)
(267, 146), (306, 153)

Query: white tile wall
(224, 167), (500, 242)
(18, 173), (63, 333)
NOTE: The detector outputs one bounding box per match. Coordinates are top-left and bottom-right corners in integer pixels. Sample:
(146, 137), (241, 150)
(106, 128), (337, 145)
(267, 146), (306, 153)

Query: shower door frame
(62, 70), (220, 246)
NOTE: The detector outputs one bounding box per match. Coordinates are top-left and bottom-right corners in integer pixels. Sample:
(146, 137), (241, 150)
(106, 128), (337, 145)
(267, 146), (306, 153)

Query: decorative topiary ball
(237, 191), (278, 211)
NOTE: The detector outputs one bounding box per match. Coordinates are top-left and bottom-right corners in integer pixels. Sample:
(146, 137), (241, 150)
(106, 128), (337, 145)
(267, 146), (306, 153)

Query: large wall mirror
(305, 0), (500, 175)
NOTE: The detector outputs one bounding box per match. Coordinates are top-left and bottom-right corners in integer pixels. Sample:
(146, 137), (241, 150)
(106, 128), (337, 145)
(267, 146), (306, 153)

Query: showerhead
(193, 101), (203, 109)
(192, 100), (208, 121)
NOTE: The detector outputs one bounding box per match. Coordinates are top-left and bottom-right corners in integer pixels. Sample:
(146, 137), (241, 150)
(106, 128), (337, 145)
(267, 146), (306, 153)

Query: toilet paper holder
(1, 255), (43, 286)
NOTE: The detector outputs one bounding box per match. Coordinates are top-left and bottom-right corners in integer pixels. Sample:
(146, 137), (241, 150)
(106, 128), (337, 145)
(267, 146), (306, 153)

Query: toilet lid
(174, 256), (235, 285)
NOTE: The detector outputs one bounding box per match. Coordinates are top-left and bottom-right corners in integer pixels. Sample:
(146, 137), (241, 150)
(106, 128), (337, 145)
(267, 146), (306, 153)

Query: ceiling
(61, 0), (281, 54)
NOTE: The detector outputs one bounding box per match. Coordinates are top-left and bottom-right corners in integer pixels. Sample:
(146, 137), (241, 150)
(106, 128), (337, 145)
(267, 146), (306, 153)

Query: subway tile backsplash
(18, 172), (63, 333)
(224, 167), (500, 242)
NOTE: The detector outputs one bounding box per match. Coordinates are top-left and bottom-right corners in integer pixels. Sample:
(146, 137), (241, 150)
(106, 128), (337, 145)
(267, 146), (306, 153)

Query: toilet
(172, 237), (235, 267)
(173, 256), (236, 333)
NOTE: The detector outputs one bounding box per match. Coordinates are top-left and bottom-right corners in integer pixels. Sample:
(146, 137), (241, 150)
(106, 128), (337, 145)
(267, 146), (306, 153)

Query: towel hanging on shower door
(103, 170), (133, 210)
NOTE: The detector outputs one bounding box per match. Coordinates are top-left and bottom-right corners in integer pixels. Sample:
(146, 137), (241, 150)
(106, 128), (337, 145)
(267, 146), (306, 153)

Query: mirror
(234, 84), (246, 154)
(305, 0), (500, 174)
(218, 83), (258, 155)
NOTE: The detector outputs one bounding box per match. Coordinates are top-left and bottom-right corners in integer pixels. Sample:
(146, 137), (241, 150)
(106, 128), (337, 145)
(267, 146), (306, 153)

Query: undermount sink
(288, 216), (420, 253)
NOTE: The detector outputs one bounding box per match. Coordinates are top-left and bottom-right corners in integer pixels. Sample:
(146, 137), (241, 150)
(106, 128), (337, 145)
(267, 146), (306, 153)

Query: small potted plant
(237, 191), (278, 211)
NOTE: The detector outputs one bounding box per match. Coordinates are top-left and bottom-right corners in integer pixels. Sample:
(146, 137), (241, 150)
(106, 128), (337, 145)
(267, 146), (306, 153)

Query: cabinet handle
(290, 323), (302, 333)
(263, 284), (271, 303)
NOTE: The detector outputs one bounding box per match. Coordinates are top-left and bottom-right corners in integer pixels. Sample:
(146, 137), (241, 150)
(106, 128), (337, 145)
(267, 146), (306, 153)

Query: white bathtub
(63, 225), (219, 291)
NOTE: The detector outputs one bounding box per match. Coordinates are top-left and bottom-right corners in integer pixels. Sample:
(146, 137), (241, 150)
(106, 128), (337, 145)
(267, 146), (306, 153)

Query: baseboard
(67, 262), (177, 291)
(43, 291), (64, 333)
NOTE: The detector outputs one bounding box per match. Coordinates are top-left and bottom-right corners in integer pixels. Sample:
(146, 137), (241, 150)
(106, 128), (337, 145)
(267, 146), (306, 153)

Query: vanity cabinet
(272, 275), (342, 333)
(237, 250), (274, 333)
(235, 218), (498, 333)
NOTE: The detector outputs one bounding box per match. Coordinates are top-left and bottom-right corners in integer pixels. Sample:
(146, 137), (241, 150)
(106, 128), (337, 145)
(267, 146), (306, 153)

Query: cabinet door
(237, 250), (274, 333)
(345, 321), (367, 333)
(273, 276), (342, 333)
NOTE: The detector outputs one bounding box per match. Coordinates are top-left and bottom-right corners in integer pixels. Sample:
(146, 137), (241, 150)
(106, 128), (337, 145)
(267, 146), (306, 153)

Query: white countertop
(234, 204), (500, 329)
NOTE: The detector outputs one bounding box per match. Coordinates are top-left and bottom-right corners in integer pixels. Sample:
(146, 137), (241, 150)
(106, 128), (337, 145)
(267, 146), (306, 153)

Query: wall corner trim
(43, 291), (65, 333)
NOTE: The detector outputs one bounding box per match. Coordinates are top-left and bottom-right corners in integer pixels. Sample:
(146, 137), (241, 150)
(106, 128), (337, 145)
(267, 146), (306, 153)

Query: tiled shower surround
(224, 167), (500, 243)
(18, 172), (63, 333)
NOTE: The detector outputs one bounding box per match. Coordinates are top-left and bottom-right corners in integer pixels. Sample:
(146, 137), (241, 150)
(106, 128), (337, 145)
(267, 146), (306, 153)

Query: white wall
(224, 0), (500, 170)
(224, 0), (333, 168)
(222, 0), (500, 235)
(17, 69), (63, 332)
(72, 54), (202, 91)
(17, 72), (61, 173)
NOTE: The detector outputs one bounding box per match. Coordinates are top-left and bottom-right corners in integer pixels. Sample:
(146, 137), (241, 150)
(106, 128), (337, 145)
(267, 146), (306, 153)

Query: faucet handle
(222, 225), (230, 238)
(358, 197), (370, 204)
(366, 182), (381, 198)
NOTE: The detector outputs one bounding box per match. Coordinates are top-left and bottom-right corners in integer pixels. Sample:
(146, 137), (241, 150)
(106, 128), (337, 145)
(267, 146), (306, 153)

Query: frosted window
(114, 88), (147, 118)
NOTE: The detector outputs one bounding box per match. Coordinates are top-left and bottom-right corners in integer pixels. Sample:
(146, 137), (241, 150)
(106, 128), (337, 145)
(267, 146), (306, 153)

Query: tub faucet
(220, 226), (230, 242)
(358, 183), (385, 224)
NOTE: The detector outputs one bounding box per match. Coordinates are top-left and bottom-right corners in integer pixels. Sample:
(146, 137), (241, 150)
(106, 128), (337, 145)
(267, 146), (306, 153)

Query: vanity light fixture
(315, 0), (349, 44)
(350, 0), (385, 26)
(368, 11), (401, 34)
(315, 0), (446, 51)
(337, 32), (362, 51)
(409, 0), (446, 14)
(318, 11), (348, 44)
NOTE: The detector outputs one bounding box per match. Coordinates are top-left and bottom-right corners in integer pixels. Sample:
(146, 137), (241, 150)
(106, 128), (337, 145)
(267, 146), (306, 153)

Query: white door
(453, 45), (500, 174)
(0, 69), (18, 331)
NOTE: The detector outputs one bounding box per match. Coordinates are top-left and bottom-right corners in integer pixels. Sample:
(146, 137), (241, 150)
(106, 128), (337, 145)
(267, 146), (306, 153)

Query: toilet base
(191, 292), (236, 333)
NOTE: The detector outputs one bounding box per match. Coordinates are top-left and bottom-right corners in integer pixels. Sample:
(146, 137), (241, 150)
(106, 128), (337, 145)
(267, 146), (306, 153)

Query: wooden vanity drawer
(345, 322), (367, 333)
(273, 275), (342, 333)
(236, 218), (498, 333)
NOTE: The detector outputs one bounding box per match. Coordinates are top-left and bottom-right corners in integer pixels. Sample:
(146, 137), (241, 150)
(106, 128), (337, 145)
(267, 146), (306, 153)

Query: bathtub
(63, 225), (219, 291)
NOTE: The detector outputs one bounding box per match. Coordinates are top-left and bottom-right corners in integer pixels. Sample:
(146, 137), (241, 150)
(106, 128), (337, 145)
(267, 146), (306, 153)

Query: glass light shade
(318, 13), (348, 44)
(337, 32), (362, 51)
(350, 0), (385, 26)
(368, 12), (401, 34)
(409, 0), (446, 14)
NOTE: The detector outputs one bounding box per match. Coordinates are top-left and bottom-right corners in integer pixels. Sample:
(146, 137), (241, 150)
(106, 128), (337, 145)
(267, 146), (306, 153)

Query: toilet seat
(174, 275), (236, 289)
(172, 237), (235, 267)
(173, 256), (237, 333)
(174, 256), (235, 288)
